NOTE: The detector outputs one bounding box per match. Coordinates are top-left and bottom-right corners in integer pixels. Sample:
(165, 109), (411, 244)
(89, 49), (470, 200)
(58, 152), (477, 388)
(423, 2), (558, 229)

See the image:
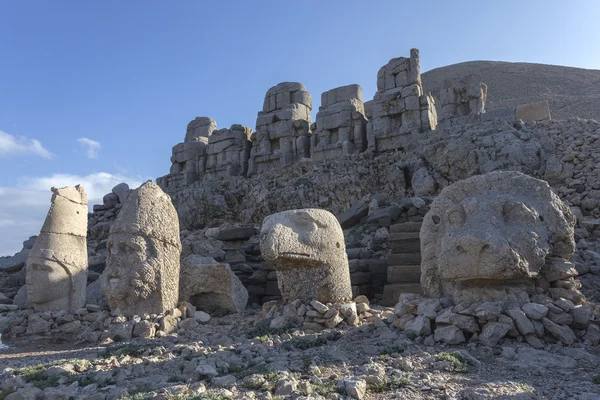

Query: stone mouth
(279, 252), (313, 261)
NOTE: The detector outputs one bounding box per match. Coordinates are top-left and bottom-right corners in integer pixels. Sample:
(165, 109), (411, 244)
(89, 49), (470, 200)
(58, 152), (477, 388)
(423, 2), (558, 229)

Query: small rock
(195, 363), (218, 378)
(274, 377), (298, 396)
(194, 311), (211, 323)
(479, 322), (511, 347)
(434, 325), (466, 344)
(404, 315), (431, 337)
(522, 303), (548, 320)
(570, 305), (592, 329)
(583, 324), (600, 345)
(542, 318), (577, 345)
(178, 318), (200, 331)
(506, 308), (534, 336)
(548, 311), (573, 325)
(108, 321), (135, 341)
(211, 375), (236, 388)
(159, 315), (178, 334)
(310, 300), (329, 314)
(449, 313), (479, 333)
(132, 320), (156, 338)
(344, 379), (367, 400)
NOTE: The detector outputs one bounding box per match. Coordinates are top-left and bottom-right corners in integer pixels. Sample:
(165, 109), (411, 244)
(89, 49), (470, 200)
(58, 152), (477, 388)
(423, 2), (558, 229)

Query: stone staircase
(382, 221), (423, 305)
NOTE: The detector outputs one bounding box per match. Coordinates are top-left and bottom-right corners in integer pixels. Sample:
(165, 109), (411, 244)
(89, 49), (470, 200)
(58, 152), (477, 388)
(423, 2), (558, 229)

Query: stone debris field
(1, 49), (600, 400)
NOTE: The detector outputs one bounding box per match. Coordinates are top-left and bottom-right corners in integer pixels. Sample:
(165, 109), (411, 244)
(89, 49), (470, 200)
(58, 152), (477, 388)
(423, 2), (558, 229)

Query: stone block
(321, 84), (362, 107)
(389, 240), (421, 253)
(516, 100), (551, 121)
(387, 265), (421, 283)
(389, 232), (420, 241)
(387, 253), (421, 265)
(292, 91), (312, 109)
(404, 96), (420, 111)
(382, 283), (423, 306)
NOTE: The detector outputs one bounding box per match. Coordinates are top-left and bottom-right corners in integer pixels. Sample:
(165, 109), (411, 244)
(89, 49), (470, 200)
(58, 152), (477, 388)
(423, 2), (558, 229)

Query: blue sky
(1, 0), (599, 256)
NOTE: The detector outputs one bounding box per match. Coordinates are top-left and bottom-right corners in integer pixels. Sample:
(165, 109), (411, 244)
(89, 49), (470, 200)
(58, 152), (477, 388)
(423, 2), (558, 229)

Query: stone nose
(455, 234), (492, 255)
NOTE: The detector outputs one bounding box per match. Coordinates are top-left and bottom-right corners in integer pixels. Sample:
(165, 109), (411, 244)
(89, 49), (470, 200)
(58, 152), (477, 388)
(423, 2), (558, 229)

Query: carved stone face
(437, 195), (549, 283)
(103, 233), (158, 313)
(26, 257), (71, 305)
(420, 171), (575, 304)
(261, 209), (343, 267)
(260, 208), (352, 303)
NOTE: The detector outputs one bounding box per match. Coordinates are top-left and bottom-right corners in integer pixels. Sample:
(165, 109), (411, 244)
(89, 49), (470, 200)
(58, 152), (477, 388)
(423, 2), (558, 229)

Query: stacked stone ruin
(249, 82), (313, 175)
(311, 84), (367, 160)
(366, 48), (438, 152)
(157, 48), (557, 192)
(436, 74), (487, 125)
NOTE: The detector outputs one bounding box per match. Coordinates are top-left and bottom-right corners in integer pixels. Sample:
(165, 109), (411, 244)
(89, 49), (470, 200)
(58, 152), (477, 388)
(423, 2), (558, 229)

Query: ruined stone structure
(260, 209), (353, 303)
(157, 49), (558, 194)
(204, 124), (252, 179)
(420, 171), (576, 305)
(179, 255), (248, 313)
(102, 181), (182, 316)
(367, 49), (438, 152)
(26, 186), (88, 312)
(311, 84), (367, 160)
(160, 118), (252, 188)
(437, 74), (487, 121)
(249, 82), (313, 175)
(169, 117), (215, 185)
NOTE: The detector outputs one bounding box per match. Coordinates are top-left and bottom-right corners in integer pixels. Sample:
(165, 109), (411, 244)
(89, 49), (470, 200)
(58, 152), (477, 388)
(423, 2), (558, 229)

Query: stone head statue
(26, 185), (88, 312)
(102, 181), (181, 316)
(260, 208), (352, 303)
(421, 171), (575, 304)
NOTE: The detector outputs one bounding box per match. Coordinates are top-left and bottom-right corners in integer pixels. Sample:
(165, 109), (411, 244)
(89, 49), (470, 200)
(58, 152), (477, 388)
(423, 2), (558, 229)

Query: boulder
(179, 255), (248, 313)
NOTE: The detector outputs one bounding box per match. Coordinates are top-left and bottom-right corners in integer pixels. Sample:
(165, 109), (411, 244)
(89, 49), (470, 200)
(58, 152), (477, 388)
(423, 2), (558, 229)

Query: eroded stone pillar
(26, 185), (88, 312)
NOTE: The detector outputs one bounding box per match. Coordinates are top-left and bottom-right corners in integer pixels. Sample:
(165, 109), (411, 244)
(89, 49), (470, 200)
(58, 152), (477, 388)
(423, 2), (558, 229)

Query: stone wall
(158, 48), (556, 193)
(204, 124), (253, 179)
(437, 74), (487, 121)
(311, 84), (367, 160)
(366, 48), (438, 152)
(249, 82), (313, 175)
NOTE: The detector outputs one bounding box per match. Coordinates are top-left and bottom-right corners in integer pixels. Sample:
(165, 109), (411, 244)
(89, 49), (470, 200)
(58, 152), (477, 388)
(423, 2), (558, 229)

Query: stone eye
(502, 202), (537, 223)
(447, 208), (465, 225)
(431, 215), (441, 224)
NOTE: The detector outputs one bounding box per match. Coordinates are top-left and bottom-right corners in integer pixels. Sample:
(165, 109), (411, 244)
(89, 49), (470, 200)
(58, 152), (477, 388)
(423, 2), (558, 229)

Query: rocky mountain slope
(422, 61), (600, 121)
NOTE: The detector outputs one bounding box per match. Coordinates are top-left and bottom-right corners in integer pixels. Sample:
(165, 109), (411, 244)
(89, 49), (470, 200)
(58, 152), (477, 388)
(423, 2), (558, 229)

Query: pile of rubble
(258, 296), (392, 333)
(393, 293), (599, 348)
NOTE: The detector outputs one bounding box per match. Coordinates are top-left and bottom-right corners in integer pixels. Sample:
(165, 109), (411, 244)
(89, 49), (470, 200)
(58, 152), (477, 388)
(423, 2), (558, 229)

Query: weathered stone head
(102, 181), (181, 316)
(260, 209), (352, 303)
(26, 185), (88, 312)
(421, 171), (575, 305)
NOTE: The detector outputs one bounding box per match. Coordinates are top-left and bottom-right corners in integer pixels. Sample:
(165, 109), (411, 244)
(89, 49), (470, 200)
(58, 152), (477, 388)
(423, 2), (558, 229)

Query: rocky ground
(1, 295), (600, 400)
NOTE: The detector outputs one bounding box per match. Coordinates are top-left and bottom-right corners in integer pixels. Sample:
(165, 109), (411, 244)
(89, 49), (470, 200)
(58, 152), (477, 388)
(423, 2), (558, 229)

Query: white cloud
(0, 130), (53, 159)
(0, 172), (146, 256)
(77, 137), (102, 159)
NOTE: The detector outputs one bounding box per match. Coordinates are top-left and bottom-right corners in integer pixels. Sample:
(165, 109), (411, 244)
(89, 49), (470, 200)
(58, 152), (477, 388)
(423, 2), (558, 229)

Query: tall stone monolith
(26, 185), (88, 312)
